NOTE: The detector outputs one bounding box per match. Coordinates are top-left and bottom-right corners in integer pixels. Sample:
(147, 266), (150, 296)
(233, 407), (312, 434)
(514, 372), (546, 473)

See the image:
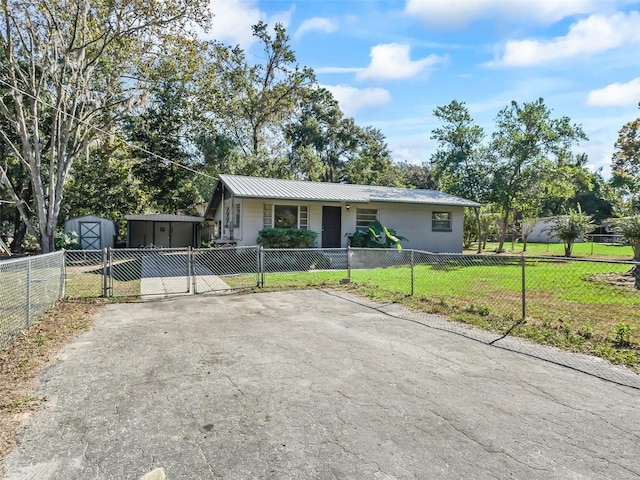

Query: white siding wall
(228, 199), (466, 253)
(353, 202), (465, 252)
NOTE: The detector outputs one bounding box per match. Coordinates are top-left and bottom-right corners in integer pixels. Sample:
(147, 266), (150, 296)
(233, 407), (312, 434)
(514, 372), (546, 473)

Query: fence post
(256, 246), (262, 287)
(108, 248), (114, 297)
(259, 246), (265, 288)
(347, 246), (351, 280)
(60, 250), (66, 299)
(101, 248), (105, 297)
(26, 257), (32, 328)
(521, 254), (526, 322)
(188, 246), (194, 294)
(410, 249), (414, 296)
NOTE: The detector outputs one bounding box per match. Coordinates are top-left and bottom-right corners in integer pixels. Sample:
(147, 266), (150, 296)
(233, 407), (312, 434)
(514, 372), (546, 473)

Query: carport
(125, 214), (203, 248)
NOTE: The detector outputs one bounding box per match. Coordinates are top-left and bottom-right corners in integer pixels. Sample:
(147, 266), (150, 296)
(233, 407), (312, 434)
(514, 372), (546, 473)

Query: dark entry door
(322, 206), (342, 248)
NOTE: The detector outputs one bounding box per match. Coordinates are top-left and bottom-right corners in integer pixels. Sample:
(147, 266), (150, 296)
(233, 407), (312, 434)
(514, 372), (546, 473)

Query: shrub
(613, 322), (632, 347)
(55, 231), (81, 250)
(347, 221), (407, 250)
(257, 228), (318, 248)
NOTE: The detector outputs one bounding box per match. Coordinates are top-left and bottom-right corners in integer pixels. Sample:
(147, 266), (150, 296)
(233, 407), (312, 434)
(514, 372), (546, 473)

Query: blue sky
(206, 0), (640, 177)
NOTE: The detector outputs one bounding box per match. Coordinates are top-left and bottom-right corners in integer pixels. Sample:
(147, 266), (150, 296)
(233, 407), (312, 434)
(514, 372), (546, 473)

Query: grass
(0, 298), (105, 475)
(65, 263), (140, 298)
(473, 241), (635, 260)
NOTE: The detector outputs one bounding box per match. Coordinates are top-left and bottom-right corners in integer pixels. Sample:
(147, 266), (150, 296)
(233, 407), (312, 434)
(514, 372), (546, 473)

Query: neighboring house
(125, 214), (204, 248)
(204, 175), (481, 253)
(525, 216), (587, 244)
(64, 215), (116, 250)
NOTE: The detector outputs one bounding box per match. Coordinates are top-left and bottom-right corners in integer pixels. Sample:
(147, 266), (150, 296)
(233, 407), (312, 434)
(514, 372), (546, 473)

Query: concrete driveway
(2, 290), (639, 480)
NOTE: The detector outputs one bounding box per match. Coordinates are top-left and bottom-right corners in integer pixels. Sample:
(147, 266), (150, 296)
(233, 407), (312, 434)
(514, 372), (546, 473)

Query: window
(224, 206), (231, 228)
(263, 204), (273, 229)
(264, 204), (309, 229)
(224, 203), (241, 228)
(432, 211), (452, 231)
(233, 203), (240, 228)
(356, 208), (378, 230)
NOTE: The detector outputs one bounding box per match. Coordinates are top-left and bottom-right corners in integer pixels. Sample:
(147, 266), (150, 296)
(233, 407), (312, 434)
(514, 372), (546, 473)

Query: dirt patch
(0, 298), (104, 474)
(587, 270), (640, 289)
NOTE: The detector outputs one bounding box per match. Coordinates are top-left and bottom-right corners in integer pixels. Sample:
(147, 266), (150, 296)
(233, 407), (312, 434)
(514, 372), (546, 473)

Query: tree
(489, 99), (587, 253)
(396, 162), (442, 190)
(59, 140), (143, 239)
(612, 215), (640, 289)
(520, 217), (538, 252)
(125, 55), (205, 214)
(341, 126), (402, 186)
(430, 100), (489, 252)
(207, 22), (315, 160)
(545, 206), (594, 257)
(612, 115), (640, 177)
(286, 87), (354, 182)
(0, 0), (209, 252)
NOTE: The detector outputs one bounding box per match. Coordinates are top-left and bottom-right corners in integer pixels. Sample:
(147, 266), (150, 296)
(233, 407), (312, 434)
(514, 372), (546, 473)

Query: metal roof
(125, 214), (204, 223)
(218, 174), (481, 208)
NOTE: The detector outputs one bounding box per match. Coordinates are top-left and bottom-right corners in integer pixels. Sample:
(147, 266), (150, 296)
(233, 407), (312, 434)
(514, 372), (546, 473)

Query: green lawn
(473, 241), (635, 260)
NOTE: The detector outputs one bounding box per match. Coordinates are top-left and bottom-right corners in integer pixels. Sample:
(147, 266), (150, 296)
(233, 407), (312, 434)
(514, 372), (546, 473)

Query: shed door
(154, 222), (171, 248)
(322, 206), (342, 248)
(79, 222), (101, 249)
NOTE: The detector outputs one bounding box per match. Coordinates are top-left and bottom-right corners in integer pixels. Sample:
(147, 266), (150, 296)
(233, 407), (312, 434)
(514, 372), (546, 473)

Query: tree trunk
(475, 208), (481, 254)
(564, 240), (573, 257)
(10, 212), (26, 254)
(496, 211), (509, 253)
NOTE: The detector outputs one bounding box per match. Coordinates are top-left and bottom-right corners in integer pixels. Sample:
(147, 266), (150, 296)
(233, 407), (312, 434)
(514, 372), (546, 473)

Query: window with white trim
(224, 206), (231, 228)
(432, 211), (452, 231)
(356, 208), (378, 230)
(233, 203), (240, 228)
(224, 203), (241, 228)
(263, 204), (309, 229)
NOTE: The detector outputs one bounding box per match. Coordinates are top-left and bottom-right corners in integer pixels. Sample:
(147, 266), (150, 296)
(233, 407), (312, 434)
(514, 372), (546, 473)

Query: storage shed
(125, 214), (203, 248)
(64, 215), (117, 249)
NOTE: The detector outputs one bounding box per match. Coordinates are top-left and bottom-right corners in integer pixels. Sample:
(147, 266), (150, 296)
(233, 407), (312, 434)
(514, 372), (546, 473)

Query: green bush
(257, 228), (318, 248)
(347, 221), (407, 250)
(55, 231), (81, 250)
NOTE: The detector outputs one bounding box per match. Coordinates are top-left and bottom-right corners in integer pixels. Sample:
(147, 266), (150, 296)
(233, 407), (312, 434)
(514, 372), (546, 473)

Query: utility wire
(0, 77), (217, 179)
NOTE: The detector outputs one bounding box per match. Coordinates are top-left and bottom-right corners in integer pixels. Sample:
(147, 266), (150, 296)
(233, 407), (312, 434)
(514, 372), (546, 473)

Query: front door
(322, 206), (342, 248)
(154, 222), (171, 247)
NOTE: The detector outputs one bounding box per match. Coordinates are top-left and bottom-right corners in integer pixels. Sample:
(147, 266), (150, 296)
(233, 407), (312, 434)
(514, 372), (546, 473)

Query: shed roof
(206, 175), (480, 217)
(125, 214), (204, 223)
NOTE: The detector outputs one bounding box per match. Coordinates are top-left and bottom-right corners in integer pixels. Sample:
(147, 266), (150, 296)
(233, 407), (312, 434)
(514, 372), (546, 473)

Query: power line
(0, 77), (217, 180)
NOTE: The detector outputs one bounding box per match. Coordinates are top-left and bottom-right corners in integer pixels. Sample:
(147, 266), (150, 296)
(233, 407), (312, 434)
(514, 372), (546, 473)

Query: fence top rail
(0, 250), (64, 266)
(112, 247), (190, 253)
(263, 247), (349, 252)
(524, 255), (640, 266)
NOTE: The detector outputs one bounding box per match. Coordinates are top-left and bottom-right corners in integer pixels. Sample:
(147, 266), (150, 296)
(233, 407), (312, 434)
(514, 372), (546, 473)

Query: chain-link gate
(108, 248), (191, 297)
(193, 246), (260, 293)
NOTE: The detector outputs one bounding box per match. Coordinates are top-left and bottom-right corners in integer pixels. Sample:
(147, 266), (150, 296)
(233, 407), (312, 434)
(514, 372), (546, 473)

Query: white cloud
(356, 43), (443, 82)
(405, 0), (602, 28)
(586, 77), (640, 106)
(321, 84), (391, 116)
(314, 66), (364, 74)
(497, 12), (640, 67)
(203, 0), (293, 50)
(294, 17), (337, 40)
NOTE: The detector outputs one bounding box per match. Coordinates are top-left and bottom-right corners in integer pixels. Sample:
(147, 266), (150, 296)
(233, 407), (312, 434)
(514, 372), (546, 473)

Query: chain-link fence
(193, 246), (260, 293)
(257, 248), (640, 348)
(0, 251), (65, 349)
(61, 247), (640, 337)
